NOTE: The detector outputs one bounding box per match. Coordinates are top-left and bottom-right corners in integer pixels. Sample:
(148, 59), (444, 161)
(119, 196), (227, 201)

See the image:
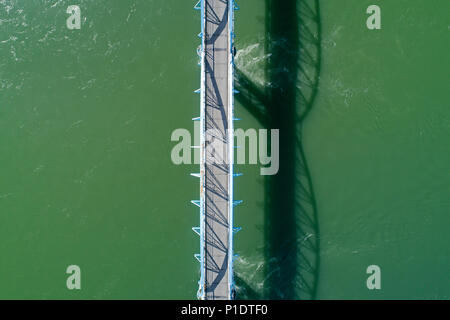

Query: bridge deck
(201, 0), (232, 300)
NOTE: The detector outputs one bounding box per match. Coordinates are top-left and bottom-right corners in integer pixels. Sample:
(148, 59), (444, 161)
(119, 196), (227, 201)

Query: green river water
(0, 0), (448, 299)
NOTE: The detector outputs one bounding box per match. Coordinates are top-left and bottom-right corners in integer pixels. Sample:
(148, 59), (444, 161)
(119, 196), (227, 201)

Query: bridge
(191, 0), (241, 300)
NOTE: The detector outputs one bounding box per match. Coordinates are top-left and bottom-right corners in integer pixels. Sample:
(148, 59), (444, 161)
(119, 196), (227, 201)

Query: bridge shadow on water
(234, 0), (322, 300)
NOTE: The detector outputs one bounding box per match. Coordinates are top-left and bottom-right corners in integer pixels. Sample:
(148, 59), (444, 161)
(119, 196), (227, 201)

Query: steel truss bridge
(191, 0), (241, 300)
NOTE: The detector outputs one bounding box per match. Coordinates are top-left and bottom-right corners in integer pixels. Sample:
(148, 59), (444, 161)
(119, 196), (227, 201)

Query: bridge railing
(193, 0), (207, 300)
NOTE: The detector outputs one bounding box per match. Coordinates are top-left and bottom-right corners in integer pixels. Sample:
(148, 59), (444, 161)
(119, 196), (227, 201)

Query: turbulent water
(0, 0), (449, 299)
